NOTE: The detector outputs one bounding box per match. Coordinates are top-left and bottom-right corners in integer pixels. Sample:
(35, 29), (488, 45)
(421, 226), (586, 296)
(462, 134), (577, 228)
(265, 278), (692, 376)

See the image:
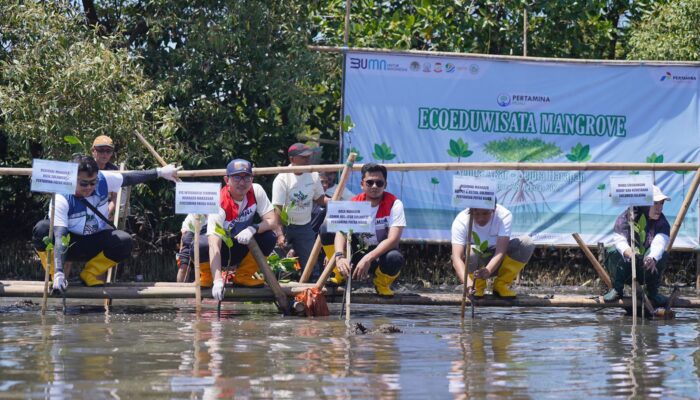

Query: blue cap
(226, 159), (253, 176)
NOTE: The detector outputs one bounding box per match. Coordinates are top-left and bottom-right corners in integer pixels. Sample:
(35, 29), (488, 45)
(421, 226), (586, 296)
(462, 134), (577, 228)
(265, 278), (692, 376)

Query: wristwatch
(335, 252), (345, 259)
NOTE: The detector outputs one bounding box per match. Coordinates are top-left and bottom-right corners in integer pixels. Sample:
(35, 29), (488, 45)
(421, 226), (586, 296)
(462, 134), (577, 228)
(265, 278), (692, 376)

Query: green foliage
(484, 138), (562, 162)
(633, 213), (648, 256)
(214, 223), (234, 248)
(42, 236), (54, 253)
(341, 115), (355, 133)
(63, 136), (83, 146)
(279, 202), (296, 226)
(628, 0), (700, 61)
(372, 142), (396, 162)
(566, 143), (592, 162)
(471, 231), (492, 260)
(267, 252), (298, 275)
(345, 147), (364, 162)
(447, 138), (473, 161)
(646, 153), (664, 163)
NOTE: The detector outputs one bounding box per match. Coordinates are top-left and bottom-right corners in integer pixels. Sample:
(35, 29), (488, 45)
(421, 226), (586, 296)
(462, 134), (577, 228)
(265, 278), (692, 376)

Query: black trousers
(194, 230), (276, 267)
(32, 219), (132, 262)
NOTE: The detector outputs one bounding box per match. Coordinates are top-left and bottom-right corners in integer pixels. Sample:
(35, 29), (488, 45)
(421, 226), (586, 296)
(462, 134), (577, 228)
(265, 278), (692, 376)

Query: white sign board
(326, 201), (374, 233)
(609, 175), (654, 206)
(175, 182), (221, 215)
(452, 175), (497, 209)
(30, 159), (78, 195)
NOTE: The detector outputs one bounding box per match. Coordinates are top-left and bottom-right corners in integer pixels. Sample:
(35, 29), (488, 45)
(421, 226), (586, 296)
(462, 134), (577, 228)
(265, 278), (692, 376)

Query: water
(1, 299), (700, 399)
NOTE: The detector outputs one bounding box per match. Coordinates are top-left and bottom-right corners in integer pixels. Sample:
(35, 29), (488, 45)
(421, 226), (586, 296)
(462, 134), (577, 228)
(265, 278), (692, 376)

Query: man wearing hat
(604, 185), (672, 306)
(195, 159), (277, 299)
(272, 143), (328, 275)
(91, 135), (119, 171)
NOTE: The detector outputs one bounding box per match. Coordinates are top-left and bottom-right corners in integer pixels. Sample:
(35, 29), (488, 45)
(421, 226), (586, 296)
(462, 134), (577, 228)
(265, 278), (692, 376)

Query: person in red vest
(190, 159), (277, 300)
(320, 163), (406, 297)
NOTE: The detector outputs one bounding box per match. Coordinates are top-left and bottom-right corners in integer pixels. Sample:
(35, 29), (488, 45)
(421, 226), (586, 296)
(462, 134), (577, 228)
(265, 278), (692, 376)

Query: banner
(343, 50), (700, 247)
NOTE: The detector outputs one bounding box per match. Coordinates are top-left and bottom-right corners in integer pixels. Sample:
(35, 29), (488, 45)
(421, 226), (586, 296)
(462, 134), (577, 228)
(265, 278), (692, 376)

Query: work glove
(212, 279), (225, 301)
(52, 271), (68, 293)
(157, 164), (182, 182)
(235, 226), (256, 245)
(643, 256), (658, 274)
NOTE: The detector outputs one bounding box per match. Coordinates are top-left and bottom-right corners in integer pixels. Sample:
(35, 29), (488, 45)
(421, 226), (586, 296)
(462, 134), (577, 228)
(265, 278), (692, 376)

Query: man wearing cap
(272, 143), (328, 275)
(194, 159), (277, 299)
(31, 155), (180, 292)
(91, 135), (119, 171)
(603, 185), (672, 306)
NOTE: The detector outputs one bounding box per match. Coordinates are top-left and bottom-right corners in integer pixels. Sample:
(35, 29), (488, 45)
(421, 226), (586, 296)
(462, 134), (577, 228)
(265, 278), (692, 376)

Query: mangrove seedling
(471, 231), (492, 261)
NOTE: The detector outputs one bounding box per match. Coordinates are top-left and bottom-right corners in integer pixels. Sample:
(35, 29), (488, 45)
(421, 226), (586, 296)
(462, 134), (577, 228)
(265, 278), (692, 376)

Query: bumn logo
(349, 58), (387, 70)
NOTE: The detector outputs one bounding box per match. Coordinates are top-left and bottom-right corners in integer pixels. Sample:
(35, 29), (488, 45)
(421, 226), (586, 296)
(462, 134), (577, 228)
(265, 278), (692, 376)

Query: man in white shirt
(272, 143), (328, 276)
(450, 203), (534, 298)
(321, 163), (406, 297)
(603, 185), (671, 307)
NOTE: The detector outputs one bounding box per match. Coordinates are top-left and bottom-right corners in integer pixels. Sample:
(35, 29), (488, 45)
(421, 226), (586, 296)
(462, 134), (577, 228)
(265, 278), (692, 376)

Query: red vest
(219, 187), (257, 235)
(352, 191), (398, 244)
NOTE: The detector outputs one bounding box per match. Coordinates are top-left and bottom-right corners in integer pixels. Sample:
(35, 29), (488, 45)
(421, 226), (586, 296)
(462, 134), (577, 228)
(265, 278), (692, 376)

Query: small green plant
(214, 223), (235, 267)
(267, 252), (299, 281)
(632, 213), (648, 256)
(43, 233), (72, 254)
(596, 183), (606, 215)
(372, 143), (396, 163)
(471, 231), (492, 261)
(278, 201), (296, 226)
(447, 138), (473, 162)
(430, 177), (440, 204)
(341, 115), (355, 133)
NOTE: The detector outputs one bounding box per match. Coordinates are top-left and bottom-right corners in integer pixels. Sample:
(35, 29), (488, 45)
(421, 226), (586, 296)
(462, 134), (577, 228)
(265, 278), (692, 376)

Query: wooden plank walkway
(2, 280), (699, 309)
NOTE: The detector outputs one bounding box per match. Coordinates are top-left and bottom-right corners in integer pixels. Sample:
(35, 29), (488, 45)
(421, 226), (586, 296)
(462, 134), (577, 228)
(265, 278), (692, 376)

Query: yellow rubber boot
(493, 256), (526, 298)
(325, 244), (346, 286)
(373, 268), (400, 298)
(80, 251), (116, 287)
(323, 245), (336, 261)
(36, 250), (54, 278)
(199, 262), (213, 288)
(469, 273), (487, 298)
(232, 253), (265, 287)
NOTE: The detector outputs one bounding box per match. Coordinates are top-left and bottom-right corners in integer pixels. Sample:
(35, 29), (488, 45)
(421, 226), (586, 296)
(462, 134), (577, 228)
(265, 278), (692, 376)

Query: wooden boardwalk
(2, 280), (699, 309)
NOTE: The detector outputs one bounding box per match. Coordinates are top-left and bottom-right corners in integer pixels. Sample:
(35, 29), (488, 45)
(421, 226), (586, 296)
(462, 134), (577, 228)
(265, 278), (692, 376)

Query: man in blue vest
(32, 155), (179, 292)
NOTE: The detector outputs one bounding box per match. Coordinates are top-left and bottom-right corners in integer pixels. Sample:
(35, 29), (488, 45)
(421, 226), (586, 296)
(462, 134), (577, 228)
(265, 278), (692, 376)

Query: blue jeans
(285, 222), (318, 275)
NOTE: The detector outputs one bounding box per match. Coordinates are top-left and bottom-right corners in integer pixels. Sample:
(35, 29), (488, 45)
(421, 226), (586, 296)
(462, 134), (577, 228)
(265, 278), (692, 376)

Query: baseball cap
(226, 159), (253, 176)
(92, 135), (114, 148)
(652, 185), (671, 202)
(288, 143), (317, 157)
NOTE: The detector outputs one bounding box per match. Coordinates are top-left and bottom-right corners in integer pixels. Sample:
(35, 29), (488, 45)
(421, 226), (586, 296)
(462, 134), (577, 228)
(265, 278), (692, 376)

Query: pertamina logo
(497, 94), (511, 107)
(497, 93), (551, 107)
(660, 71), (697, 82)
(349, 57), (407, 72)
(434, 62), (443, 73)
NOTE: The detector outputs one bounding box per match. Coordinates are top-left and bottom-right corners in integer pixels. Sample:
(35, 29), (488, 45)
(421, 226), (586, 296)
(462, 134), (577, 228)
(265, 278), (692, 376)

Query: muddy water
(1, 299), (700, 399)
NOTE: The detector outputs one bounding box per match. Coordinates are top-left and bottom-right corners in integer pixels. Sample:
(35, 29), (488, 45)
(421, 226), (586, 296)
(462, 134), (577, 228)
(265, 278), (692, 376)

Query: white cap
(653, 185), (671, 202)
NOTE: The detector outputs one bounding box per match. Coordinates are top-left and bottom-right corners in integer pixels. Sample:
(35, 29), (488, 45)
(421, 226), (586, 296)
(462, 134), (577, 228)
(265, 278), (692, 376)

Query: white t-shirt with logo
(451, 204), (512, 248)
(206, 183), (273, 237)
(362, 199), (407, 246)
(272, 169), (324, 225)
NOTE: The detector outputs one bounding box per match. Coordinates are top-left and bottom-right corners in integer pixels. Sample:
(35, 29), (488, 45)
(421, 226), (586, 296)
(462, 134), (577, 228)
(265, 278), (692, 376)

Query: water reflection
(1, 301), (700, 399)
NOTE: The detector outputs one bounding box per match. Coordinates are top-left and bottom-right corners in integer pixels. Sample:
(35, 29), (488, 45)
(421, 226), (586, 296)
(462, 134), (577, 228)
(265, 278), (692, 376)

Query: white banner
(30, 159), (78, 195)
(175, 182), (221, 215)
(343, 50), (700, 247)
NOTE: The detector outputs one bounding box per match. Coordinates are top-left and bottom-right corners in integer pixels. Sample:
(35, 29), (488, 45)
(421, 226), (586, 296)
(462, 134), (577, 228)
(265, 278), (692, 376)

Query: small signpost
(452, 176), (497, 320)
(31, 159), (78, 315)
(609, 174), (654, 320)
(326, 201), (373, 324)
(175, 182), (220, 313)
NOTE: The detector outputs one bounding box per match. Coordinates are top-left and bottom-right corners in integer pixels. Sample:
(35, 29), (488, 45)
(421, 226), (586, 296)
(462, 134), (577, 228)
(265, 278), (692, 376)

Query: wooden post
(345, 231), (352, 325)
(667, 170), (700, 251)
(460, 210), (474, 320)
(572, 233), (612, 289)
(523, 8), (528, 57)
(41, 194), (56, 315)
(248, 238), (290, 314)
(629, 207), (637, 319)
(343, 0), (352, 46)
(193, 216), (202, 314)
(104, 163), (126, 308)
(299, 153), (357, 283)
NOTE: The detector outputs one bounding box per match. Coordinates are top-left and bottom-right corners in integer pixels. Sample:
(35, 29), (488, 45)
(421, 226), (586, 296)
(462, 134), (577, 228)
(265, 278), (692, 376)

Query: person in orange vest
(320, 163), (406, 297)
(190, 159), (278, 300)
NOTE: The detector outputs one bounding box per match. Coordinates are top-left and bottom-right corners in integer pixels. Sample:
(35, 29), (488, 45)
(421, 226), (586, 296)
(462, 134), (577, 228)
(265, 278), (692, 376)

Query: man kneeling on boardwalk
(193, 159), (277, 301)
(32, 155), (179, 292)
(320, 163), (406, 297)
(450, 203), (534, 298)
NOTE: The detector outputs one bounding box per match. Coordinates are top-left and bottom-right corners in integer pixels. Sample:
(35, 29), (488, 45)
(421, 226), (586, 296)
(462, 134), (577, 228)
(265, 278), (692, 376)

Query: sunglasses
(364, 179), (385, 188)
(78, 179), (98, 188)
(228, 175), (253, 183)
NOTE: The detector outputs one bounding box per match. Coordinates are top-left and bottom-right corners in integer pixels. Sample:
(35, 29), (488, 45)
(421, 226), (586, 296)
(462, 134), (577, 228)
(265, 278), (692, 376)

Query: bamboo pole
(193, 216), (202, 313)
(460, 211), (474, 320)
(343, 0), (351, 46)
(629, 207), (637, 320)
(4, 162), (699, 178)
(248, 238), (290, 314)
(104, 163), (126, 308)
(666, 170), (700, 251)
(572, 233), (612, 289)
(134, 131), (171, 169)
(314, 256), (337, 289)
(41, 194), (56, 315)
(300, 153), (357, 283)
(344, 232), (352, 325)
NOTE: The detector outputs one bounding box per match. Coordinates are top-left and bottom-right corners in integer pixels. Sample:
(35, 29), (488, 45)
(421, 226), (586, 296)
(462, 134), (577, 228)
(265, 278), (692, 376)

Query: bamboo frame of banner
(41, 194), (56, 315)
(104, 162), (126, 308)
(460, 211), (475, 320)
(299, 152), (357, 283)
